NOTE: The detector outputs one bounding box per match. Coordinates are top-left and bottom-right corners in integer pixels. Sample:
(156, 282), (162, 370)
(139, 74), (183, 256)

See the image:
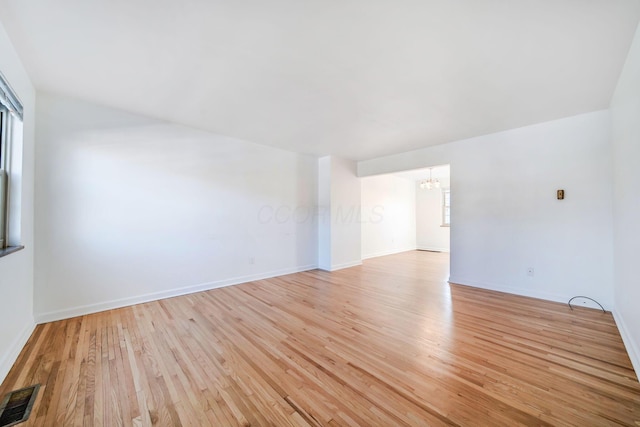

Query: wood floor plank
(1, 251), (639, 426)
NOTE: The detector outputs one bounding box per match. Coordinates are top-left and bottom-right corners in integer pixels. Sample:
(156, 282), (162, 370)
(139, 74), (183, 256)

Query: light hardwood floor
(1, 251), (639, 426)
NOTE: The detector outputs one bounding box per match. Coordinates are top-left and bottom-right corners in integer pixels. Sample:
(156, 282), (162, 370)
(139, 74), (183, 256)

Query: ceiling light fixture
(419, 168), (440, 190)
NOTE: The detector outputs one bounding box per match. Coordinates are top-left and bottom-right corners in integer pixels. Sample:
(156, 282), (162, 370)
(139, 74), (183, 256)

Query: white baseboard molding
(0, 320), (36, 384)
(416, 245), (450, 253)
(35, 264), (318, 324)
(448, 276), (612, 311)
(317, 263), (331, 272)
(362, 247), (417, 260)
(612, 310), (640, 379)
(326, 260), (363, 272)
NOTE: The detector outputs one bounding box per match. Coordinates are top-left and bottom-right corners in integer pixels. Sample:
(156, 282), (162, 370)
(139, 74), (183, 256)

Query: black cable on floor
(568, 296), (606, 313)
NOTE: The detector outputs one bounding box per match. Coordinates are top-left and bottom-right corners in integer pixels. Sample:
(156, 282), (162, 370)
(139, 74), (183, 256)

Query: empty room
(1, 0), (639, 425)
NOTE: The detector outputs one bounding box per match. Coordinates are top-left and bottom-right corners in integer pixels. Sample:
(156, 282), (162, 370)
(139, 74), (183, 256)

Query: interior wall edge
(612, 310), (640, 379)
(0, 320), (35, 385)
(34, 263), (318, 324)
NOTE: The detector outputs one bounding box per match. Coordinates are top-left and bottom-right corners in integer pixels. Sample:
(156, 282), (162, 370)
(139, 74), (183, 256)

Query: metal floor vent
(0, 385), (39, 427)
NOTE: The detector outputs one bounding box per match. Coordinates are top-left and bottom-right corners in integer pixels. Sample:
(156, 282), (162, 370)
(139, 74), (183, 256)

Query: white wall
(359, 110), (614, 310)
(611, 21), (640, 376)
(361, 174), (416, 259)
(317, 156), (362, 271)
(416, 176), (450, 252)
(0, 21), (36, 382)
(34, 93), (318, 322)
(317, 156), (332, 270)
(330, 157), (361, 270)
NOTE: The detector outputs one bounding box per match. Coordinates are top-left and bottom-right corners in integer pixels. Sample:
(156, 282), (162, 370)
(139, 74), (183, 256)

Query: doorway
(360, 164), (451, 258)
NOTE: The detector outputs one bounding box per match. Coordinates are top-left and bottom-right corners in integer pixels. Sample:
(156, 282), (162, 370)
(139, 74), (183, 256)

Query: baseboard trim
(35, 264), (318, 324)
(448, 276), (612, 311)
(326, 260), (363, 272)
(612, 310), (640, 380)
(416, 245), (450, 253)
(0, 320), (36, 384)
(362, 247), (416, 260)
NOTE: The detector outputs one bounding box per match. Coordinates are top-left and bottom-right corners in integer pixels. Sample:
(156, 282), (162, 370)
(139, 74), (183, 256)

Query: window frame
(0, 69), (24, 254)
(0, 105), (9, 249)
(441, 187), (450, 227)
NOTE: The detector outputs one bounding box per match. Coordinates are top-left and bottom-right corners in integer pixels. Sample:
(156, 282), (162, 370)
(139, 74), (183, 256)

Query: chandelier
(419, 168), (440, 190)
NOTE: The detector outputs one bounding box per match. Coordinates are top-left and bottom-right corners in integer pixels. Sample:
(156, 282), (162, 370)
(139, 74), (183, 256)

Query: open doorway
(412, 165), (450, 253)
(360, 164), (451, 258)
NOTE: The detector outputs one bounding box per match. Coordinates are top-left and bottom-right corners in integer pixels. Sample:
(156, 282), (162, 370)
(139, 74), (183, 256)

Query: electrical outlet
(527, 267), (534, 277)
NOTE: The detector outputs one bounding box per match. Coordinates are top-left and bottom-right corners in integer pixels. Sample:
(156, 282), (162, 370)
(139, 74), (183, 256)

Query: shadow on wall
(35, 94), (318, 317)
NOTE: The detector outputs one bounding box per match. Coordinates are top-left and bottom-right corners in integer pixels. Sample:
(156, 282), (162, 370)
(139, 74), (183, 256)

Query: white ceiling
(1, 1), (639, 161)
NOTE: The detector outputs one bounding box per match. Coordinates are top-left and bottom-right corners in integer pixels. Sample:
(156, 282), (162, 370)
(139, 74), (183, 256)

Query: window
(441, 188), (450, 227)
(0, 105), (8, 248)
(0, 70), (24, 251)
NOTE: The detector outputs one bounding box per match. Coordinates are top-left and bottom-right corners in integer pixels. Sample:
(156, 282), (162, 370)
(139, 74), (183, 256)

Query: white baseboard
(317, 262), (331, 272)
(327, 260), (363, 272)
(35, 264), (318, 324)
(416, 245), (450, 253)
(362, 247), (417, 260)
(612, 310), (640, 379)
(0, 320), (36, 384)
(448, 276), (611, 311)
